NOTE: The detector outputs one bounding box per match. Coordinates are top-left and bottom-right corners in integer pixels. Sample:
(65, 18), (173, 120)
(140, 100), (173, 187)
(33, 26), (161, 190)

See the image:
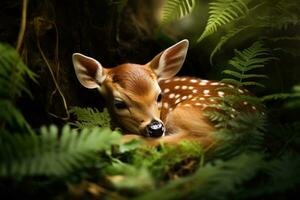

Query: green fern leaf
(0, 43), (36, 100)
(220, 78), (242, 87)
(197, 0), (248, 43)
(261, 93), (295, 101)
(222, 41), (274, 88)
(0, 100), (31, 131)
(69, 107), (111, 128)
(160, 0), (196, 25)
(137, 153), (263, 200)
(222, 70), (268, 80)
(0, 125), (121, 177)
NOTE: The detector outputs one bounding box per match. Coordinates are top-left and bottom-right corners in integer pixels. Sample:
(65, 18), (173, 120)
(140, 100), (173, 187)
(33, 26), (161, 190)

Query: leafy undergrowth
(1, 43), (300, 200)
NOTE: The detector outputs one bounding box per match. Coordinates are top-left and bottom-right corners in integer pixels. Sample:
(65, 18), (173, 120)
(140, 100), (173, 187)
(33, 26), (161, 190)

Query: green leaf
(197, 0), (248, 43)
(69, 107), (111, 128)
(160, 0), (196, 25)
(0, 125), (121, 177)
(221, 41), (273, 89)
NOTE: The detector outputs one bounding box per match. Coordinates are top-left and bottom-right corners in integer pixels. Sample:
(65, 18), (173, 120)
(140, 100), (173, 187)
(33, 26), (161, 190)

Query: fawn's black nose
(146, 120), (165, 137)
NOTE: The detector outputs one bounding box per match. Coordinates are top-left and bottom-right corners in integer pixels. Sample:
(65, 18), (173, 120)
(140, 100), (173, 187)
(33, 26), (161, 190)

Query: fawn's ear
(72, 53), (106, 89)
(148, 39), (189, 81)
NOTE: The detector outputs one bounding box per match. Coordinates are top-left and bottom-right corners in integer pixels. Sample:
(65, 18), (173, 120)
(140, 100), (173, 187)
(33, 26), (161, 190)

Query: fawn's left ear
(148, 39), (189, 81)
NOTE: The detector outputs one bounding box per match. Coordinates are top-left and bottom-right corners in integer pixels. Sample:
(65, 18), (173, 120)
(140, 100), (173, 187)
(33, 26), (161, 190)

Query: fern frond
(261, 93), (296, 101)
(221, 41), (274, 88)
(210, 25), (250, 65)
(69, 107), (111, 128)
(253, 0), (300, 30)
(0, 100), (31, 131)
(197, 0), (248, 43)
(222, 70), (268, 79)
(0, 125), (121, 177)
(160, 0), (196, 25)
(137, 153), (263, 200)
(0, 43), (36, 100)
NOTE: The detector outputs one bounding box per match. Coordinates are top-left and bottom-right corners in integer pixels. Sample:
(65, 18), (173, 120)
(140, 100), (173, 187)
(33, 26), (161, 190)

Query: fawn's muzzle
(146, 120), (165, 137)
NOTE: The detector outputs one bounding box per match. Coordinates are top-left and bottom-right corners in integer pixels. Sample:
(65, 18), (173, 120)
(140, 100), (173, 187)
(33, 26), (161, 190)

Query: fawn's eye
(114, 100), (127, 110)
(157, 93), (162, 102)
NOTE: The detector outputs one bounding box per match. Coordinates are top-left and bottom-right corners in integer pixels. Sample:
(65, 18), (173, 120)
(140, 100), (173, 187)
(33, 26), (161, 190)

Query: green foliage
(0, 125), (121, 177)
(283, 85), (300, 108)
(0, 43), (36, 131)
(0, 43), (36, 100)
(257, 0), (300, 30)
(136, 153), (264, 200)
(212, 112), (266, 158)
(221, 41), (274, 88)
(160, 0), (196, 25)
(106, 142), (204, 193)
(0, 43), (120, 179)
(197, 0), (248, 43)
(69, 107), (111, 129)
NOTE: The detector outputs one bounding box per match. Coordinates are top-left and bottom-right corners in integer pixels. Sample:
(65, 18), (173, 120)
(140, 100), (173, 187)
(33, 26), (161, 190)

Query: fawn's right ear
(72, 53), (106, 89)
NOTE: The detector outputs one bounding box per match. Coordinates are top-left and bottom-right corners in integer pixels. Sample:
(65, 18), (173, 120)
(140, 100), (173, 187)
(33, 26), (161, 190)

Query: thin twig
(35, 18), (70, 121)
(16, 0), (28, 52)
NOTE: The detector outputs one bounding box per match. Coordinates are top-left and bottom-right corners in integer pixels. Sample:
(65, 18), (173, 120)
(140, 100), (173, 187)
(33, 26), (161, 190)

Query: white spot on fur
(169, 93), (175, 99)
(192, 89), (198, 94)
(175, 94), (180, 98)
(230, 114), (235, 118)
(188, 86), (194, 90)
(199, 97), (205, 101)
(164, 80), (171, 83)
(195, 103), (202, 106)
(182, 96), (187, 100)
(228, 84), (234, 88)
(243, 101), (248, 105)
(203, 90), (210, 95)
(163, 102), (169, 108)
(190, 79), (198, 83)
(184, 104), (191, 107)
(174, 77), (180, 81)
(163, 88), (170, 93)
(188, 95), (193, 99)
(252, 106), (257, 110)
(175, 99), (181, 104)
(174, 85), (180, 90)
(181, 78), (187, 81)
(182, 85), (188, 90)
(211, 82), (219, 85)
(218, 91), (225, 97)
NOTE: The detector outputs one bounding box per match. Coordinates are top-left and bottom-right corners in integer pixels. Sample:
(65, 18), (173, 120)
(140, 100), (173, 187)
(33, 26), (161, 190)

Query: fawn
(72, 40), (258, 147)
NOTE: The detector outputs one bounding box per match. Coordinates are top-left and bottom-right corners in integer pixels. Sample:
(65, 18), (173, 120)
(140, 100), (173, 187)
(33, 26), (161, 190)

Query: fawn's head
(72, 40), (189, 137)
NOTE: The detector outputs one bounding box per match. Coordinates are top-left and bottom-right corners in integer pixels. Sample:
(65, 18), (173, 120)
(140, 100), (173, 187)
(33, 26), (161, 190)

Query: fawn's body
(72, 40), (257, 146)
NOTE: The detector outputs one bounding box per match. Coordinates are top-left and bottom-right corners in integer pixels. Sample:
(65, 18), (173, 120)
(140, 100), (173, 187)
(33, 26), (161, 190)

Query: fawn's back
(72, 40), (260, 146)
